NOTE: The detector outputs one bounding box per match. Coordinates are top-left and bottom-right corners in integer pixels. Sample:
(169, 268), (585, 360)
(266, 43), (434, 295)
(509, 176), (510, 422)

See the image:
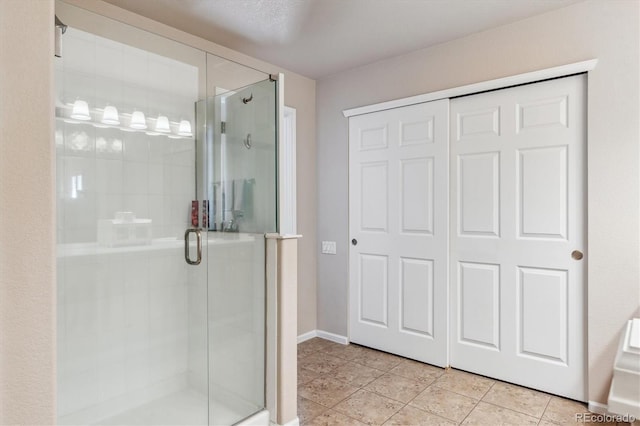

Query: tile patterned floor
(298, 338), (634, 426)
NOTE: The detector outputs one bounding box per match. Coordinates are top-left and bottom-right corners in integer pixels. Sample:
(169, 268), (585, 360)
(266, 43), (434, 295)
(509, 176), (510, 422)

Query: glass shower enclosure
(193, 79), (278, 426)
(55, 3), (278, 425)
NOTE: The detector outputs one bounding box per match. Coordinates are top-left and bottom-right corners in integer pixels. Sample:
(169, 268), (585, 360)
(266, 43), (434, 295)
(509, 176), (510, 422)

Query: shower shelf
(57, 234), (258, 258)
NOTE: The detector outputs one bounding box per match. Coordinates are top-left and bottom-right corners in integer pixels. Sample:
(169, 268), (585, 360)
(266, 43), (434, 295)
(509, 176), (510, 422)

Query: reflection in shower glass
(205, 80), (277, 234)
(55, 24), (207, 425)
(195, 77), (277, 425)
(56, 3), (277, 425)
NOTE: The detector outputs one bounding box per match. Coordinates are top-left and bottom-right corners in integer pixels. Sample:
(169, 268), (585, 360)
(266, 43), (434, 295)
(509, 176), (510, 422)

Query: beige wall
(316, 0), (639, 405)
(276, 237), (299, 425)
(60, 0), (318, 338)
(0, 0), (56, 424)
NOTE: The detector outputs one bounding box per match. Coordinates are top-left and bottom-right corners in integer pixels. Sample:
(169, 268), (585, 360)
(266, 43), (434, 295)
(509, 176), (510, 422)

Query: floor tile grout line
(408, 404), (464, 425)
(402, 380), (470, 424)
(297, 395), (330, 425)
(363, 374), (432, 406)
(479, 400), (543, 421)
(405, 399), (467, 424)
(381, 400), (411, 426)
(537, 395), (554, 425)
(481, 393), (551, 419)
(455, 379), (495, 425)
(331, 359), (389, 376)
(300, 349), (409, 425)
(377, 398), (406, 425)
(403, 394), (465, 425)
(300, 362), (387, 389)
(297, 369), (357, 414)
(310, 341), (449, 376)
(301, 346), (404, 375)
(430, 381), (487, 402)
(328, 386), (391, 425)
(435, 372), (553, 420)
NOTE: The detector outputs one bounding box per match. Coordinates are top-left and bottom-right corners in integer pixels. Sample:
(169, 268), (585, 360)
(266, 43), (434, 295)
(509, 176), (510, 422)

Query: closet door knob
(571, 250), (583, 260)
(351, 239), (358, 246)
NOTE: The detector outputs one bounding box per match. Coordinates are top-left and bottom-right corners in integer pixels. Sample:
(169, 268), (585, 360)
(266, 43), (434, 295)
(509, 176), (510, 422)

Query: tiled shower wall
(187, 237), (266, 416)
(57, 246), (194, 418)
(55, 28), (198, 243)
(56, 124), (196, 242)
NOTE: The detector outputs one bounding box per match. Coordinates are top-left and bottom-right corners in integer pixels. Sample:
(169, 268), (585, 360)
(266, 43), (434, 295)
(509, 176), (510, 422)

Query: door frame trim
(343, 59), (597, 118)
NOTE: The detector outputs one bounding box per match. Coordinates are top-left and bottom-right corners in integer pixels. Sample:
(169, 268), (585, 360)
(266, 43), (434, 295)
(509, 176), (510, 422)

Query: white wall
(316, 0), (639, 404)
(0, 1), (56, 424)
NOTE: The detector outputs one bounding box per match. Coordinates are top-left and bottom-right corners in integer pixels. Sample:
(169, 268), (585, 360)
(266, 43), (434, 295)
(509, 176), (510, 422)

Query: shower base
(95, 389), (208, 425)
(60, 386), (259, 426)
(94, 388), (260, 425)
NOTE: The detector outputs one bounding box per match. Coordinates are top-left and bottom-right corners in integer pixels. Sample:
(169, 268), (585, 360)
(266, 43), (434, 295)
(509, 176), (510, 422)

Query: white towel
(233, 179), (245, 215)
(222, 179), (234, 221)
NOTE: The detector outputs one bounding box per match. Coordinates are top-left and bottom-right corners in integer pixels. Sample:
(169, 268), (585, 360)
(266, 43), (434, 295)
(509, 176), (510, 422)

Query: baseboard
(317, 330), (349, 345)
(297, 330), (317, 343)
(297, 330), (349, 345)
(588, 401), (638, 423)
(588, 401), (609, 414)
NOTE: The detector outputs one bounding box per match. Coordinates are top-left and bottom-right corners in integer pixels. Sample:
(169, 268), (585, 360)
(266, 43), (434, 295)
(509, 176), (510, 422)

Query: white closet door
(450, 75), (586, 400)
(349, 100), (449, 366)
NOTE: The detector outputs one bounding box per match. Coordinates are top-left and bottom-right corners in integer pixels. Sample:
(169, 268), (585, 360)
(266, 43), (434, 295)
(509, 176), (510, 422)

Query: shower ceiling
(99, 0), (582, 79)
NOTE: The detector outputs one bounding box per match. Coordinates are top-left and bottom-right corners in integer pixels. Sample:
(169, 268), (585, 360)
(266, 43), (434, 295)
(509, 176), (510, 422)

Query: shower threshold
(92, 388), (253, 426)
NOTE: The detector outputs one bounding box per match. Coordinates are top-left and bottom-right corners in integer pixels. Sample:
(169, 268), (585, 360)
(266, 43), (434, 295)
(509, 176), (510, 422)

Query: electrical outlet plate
(321, 241), (337, 255)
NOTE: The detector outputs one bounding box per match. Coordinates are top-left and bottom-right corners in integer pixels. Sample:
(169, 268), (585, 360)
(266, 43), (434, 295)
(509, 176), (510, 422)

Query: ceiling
(101, 0), (581, 79)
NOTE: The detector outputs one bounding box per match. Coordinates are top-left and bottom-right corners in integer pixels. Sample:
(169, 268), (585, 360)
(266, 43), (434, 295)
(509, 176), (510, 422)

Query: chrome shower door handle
(184, 228), (202, 265)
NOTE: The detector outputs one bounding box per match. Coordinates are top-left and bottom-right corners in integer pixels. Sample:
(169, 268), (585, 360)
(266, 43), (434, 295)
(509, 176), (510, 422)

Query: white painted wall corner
(297, 330), (317, 343)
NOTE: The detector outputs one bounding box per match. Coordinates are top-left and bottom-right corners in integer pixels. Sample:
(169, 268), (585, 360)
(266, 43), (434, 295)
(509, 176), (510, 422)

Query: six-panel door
(449, 75), (586, 400)
(349, 100), (449, 367)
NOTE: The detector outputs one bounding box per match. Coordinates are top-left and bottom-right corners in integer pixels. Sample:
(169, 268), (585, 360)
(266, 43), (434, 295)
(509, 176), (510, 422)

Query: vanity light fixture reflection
(101, 105), (120, 125)
(155, 115), (171, 133)
(129, 110), (147, 130)
(60, 103), (193, 139)
(70, 99), (91, 121)
(177, 120), (193, 137)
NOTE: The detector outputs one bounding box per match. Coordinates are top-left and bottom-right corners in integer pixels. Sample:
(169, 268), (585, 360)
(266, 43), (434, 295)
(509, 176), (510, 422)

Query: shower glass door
(55, 5), (213, 422)
(56, 3), (278, 425)
(195, 77), (278, 425)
